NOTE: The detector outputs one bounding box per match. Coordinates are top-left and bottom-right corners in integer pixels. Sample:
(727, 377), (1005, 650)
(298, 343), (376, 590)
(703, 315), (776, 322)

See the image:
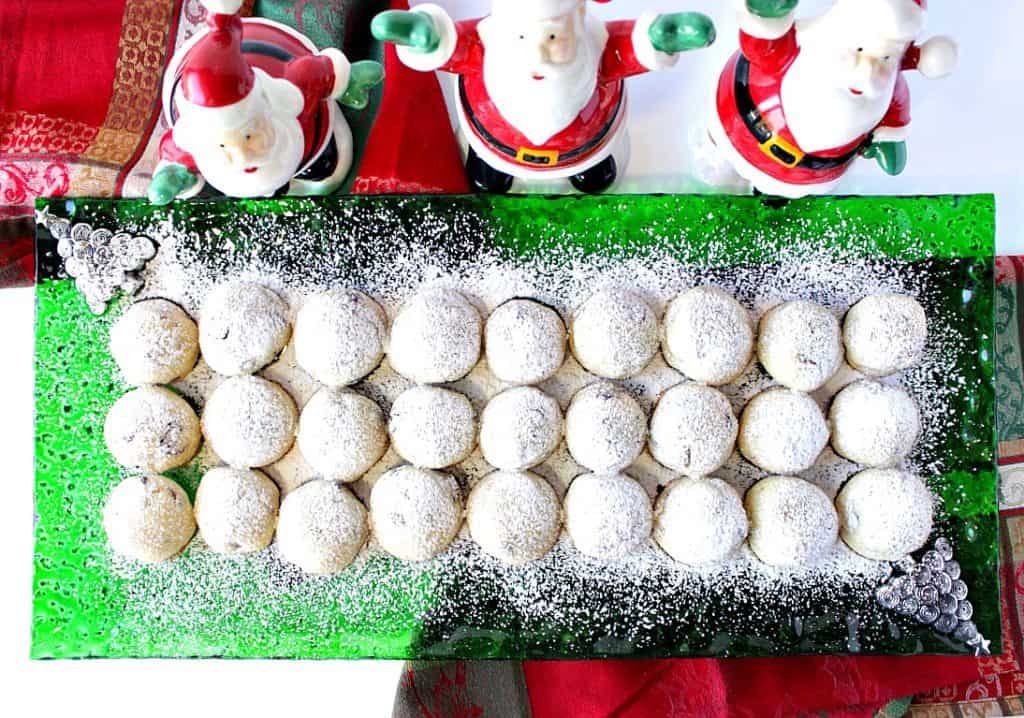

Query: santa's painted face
(517, 14), (580, 73)
(796, 18), (909, 101)
(781, 19), (909, 153)
(479, 8), (608, 146)
(175, 85), (305, 198)
(213, 114), (277, 172)
(831, 37), (908, 100)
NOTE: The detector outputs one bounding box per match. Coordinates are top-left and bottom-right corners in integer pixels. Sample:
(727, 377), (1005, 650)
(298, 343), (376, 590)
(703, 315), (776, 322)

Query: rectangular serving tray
(31, 194), (999, 659)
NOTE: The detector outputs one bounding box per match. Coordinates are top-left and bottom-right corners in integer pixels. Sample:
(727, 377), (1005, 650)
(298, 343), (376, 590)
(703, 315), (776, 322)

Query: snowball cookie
(103, 475), (196, 563)
(829, 380), (921, 467)
(739, 388), (829, 474)
(388, 386), (476, 469)
(565, 382), (647, 473)
(199, 281), (291, 376)
(104, 386), (201, 473)
(844, 293), (928, 376)
(662, 287), (754, 385)
(276, 480), (368, 574)
(745, 476), (839, 567)
(564, 472), (652, 560)
(109, 299), (199, 385)
(654, 477), (748, 565)
(758, 300), (843, 392)
(485, 299), (567, 384)
(293, 289), (387, 386)
(202, 376), (298, 468)
(370, 465), (463, 561)
(466, 470), (561, 565)
(479, 387), (562, 470)
(570, 288), (659, 379)
(388, 288), (482, 383)
(194, 467), (279, 555)
(649, 383), (738, 477)
(836, 469), (934, 561)
(297, 388), (387, 482)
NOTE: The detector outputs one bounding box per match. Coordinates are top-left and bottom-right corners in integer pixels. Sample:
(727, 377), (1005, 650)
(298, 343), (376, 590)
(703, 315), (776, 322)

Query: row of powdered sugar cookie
(105, 280), (927, 392)
(101, 368), (923, 522)
(100, 462), (934, 574)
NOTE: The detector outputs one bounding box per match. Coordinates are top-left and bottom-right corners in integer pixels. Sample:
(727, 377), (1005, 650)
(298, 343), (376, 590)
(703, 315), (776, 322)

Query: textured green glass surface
(32, 194), (998, 659)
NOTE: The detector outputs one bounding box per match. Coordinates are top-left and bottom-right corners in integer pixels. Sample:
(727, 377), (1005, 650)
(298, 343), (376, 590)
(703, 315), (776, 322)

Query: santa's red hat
(489, 0), (610, 20)
(177, 1), (261, 128)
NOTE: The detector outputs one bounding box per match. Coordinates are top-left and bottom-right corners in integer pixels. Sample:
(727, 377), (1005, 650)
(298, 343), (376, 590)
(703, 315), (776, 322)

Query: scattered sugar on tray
(119, 211), (962, 635)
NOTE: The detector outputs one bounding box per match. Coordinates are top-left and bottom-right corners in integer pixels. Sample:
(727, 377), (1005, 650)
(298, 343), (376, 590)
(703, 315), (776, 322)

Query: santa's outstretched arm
(604, 10), (715, 79)
(737, 0), (800, 72)
(148, 130), (202, 205)
(740, 0), (798, 37)
(371, 4), (478, 75)
(287, 49), (385, 111)
(861, 142), (908, 176)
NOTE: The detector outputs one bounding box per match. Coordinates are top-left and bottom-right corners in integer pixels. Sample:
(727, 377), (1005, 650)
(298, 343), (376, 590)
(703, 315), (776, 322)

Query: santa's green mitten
(371, 10), (441, 53)
(650, 12), (717, 54)
(862, 141), (908, 176)
(340, 61), (385, 110)
(746, 0), (799, 19)
(148, 163), (198, 206)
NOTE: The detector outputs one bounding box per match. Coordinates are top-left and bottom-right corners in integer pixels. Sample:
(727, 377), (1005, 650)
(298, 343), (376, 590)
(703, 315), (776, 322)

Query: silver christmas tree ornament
(875, 537), (990, 655)
(36, 206), (156, 315)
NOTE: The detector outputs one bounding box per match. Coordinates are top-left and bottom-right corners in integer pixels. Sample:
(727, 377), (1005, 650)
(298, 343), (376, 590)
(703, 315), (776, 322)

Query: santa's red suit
(712, 28), (911, 194)
(398, 3), (677, 180)
(709, 0), (955, 198)
(157, 3), (354, 197)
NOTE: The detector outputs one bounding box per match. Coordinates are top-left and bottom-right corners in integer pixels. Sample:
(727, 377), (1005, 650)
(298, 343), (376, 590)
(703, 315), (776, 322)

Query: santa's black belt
(458, 77), (623, 167)
(734, 56), (870, 171)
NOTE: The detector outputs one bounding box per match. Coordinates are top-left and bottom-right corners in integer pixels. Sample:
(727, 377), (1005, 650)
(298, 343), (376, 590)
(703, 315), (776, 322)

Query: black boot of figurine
(569, 155), (617, 194)
(466, 148), (515, 194)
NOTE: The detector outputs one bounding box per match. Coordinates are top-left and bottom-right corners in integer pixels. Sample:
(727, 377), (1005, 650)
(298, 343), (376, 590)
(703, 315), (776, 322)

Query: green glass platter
(31, 193), (999, 660)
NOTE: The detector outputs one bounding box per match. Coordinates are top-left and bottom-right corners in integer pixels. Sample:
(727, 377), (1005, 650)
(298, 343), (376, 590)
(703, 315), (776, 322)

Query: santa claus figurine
(148, 0), (384, 204)
(371, 0), (716, 194)
(705, 0), (958, 198)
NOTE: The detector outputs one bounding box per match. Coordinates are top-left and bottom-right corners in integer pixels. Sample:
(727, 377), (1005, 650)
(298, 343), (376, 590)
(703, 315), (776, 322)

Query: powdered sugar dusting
(110, 205), (977, 652)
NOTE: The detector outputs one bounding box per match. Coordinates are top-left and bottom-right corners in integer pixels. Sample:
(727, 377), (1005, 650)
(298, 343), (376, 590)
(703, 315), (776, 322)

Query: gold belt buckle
(516, 147), (560, 166)
(759, 135), (805, 168)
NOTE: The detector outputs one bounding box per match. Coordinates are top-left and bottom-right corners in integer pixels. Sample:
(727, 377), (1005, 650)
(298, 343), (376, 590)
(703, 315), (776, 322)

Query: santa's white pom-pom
(916, 36), (959, 79)
(320, 48), (352, 98)
(201, 0), (244, 15)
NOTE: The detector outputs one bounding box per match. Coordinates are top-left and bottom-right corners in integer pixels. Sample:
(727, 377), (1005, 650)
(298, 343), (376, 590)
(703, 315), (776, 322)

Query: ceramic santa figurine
(705, 0), (958, 198)
(148, 0), (383, 204)
(371, 0), (715, 194)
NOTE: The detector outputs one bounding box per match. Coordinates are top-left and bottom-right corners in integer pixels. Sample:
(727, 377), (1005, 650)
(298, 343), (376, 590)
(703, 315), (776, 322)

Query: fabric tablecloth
(3, 2), (1023, 716)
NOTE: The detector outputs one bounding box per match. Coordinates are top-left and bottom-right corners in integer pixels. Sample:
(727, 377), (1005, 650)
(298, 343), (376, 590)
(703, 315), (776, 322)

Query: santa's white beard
(781, 48), (897, 153)
(482, 18), (605, 146)
(195, 114), (305, 198)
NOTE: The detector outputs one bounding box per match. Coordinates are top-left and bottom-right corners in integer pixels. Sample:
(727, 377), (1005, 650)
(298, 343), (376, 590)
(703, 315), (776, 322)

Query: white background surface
(2, 1), (1022, 715)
